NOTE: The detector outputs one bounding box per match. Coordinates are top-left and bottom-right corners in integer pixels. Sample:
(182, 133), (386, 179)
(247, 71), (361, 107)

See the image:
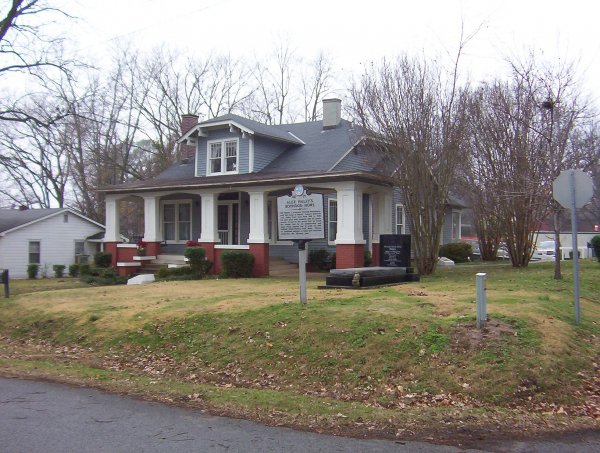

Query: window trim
(161, 199), (193, 244)
(28, 240), (41, 264)
(328, 198), (338, 245)
(206, 138), (239, 176)
(395, 204), (405, 234)
(451, 209), (462, 241)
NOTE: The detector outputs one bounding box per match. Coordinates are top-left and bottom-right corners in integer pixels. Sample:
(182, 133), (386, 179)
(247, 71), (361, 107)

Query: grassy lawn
(1, 261), (599, 443)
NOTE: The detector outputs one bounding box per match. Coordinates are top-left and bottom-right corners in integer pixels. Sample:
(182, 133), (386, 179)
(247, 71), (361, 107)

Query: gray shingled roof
(198, 114), (305, 145)
(0, 208), (64, 233)
(104, 117), (385, 193)
(263, 119), (368, 173)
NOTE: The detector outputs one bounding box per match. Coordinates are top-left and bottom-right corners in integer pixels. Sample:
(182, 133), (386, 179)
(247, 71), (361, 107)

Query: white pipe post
(299, 244), (307, 305)
(476, 273), (487, 329)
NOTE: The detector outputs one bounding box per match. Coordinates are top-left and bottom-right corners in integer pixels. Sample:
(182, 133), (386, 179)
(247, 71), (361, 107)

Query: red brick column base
(371, 243), (381, 267)
(249, 243), (270, 277)
(146, 242), (161, 256)
(335, 244), (365, 269)
(104, 242), (119, 267)
(199, 242), (218, 274)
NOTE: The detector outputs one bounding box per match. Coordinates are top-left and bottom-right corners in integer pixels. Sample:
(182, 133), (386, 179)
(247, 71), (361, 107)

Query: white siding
(0, 212), (103, 279)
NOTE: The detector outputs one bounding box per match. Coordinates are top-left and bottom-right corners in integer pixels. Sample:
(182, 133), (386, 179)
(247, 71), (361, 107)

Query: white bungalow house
(0, 207), (105, 278)
(100, 99), (463, 276)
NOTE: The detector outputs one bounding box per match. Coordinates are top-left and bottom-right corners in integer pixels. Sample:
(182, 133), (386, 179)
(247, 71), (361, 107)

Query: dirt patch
(450, 318), (517, 353)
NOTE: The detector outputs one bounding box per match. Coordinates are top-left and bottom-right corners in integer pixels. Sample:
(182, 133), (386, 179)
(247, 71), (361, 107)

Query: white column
(104, 194), (121, 242)
(375, 189), (393, 241)
(247, 190), (269, 243)
(142, 195), (161, 242)
(333, 182), (365, 244)
(199, 190), (219, 243)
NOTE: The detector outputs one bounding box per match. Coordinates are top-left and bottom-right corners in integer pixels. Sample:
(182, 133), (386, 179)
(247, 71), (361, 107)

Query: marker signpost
(552, 169), (594, 324)
(277, 185), (325, 304)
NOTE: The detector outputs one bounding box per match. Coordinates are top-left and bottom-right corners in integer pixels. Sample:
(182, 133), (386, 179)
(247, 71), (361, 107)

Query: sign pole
(570, 170), (581, 324)
(298, 240), (307, 305)
(553, 168), (593, 325)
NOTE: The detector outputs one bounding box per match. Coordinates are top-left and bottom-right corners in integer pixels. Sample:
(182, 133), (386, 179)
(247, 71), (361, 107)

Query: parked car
(532, 240), (556, 261)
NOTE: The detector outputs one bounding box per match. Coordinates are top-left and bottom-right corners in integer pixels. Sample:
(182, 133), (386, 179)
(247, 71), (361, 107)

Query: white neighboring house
(0, 208), (106, 278)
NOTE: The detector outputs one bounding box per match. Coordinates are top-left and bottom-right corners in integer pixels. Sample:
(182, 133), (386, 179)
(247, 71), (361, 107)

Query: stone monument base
(322, 266), (420, 288)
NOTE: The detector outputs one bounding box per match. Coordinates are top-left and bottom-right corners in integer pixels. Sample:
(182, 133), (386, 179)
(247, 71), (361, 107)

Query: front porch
(103, 179), (395, 277)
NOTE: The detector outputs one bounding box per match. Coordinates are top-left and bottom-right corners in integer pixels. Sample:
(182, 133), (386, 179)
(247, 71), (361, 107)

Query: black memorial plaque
(380, 234), (411, 267)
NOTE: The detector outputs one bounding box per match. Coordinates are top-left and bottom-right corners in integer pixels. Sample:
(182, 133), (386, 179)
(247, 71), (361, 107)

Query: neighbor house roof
(0, 208), (105, 235)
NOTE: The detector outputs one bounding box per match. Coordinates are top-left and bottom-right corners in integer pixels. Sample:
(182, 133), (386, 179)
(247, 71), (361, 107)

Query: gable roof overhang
(98, 171), (395, 196)
(0, 208), (105, 236)
(177, 119), (305, 146)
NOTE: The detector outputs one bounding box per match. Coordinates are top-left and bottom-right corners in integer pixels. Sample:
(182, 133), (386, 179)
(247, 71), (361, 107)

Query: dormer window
(208, 139), (238, 176)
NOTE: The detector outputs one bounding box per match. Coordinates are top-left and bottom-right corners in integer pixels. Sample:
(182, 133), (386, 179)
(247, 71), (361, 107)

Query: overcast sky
(51, 0), (600, 104)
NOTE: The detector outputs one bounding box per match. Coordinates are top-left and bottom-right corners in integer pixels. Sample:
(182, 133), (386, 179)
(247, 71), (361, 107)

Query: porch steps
(137, 255), (187, 275)
(269, 257), (298, 277)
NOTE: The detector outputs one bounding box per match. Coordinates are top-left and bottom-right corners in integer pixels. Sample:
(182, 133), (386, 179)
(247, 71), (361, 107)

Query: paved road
(0, 377), (479, 453)
(1, 377), (600, 453)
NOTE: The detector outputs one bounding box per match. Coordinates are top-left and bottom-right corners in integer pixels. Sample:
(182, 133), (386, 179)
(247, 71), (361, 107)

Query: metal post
(2, 270), (8, 298)
(570, 170), (581, 324)
(298, 240), (307, 305)
(476, 273), (487, 329)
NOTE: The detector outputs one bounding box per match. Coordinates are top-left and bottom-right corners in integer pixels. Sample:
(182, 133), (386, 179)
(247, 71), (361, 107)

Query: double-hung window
(395, 204), (405, 234)
(29, 241), (40, 264)
(208, 139), (238, 175)
(328, 199), (338, 244)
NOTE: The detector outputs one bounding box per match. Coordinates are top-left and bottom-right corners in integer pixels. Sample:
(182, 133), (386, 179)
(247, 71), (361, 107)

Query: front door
(217, 203), (239, 245)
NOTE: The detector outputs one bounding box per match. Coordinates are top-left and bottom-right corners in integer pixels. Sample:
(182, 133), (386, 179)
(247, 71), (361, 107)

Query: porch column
(104, 194), (121, 266)
(371, 188), (393, 267)
(198, 190), (219, 271)
(142, 194), (162, 256)
(247, 189), (269, 276)
(334, 182), (365, 269)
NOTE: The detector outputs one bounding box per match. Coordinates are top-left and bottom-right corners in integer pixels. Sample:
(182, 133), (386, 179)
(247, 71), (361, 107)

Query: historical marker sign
(380, 234), (411, 267)
(277, 189), (324, 240)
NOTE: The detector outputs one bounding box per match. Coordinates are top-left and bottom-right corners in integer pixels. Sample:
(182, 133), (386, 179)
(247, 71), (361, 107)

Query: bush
(184, 246), (211, 277)
(592, 235), (600, 263)
(101, 267), (117, 279)
(80, 274), (127, 285)
(52, 264), (66, 278)
(68, 264), (79, 277)
(94, 252), (112, 268)
(331, 252), (336, 269)
(221, 251), (254, 278)
(309, 249), (332, 271)
(79, 264), (91, 276)
(439, 242), (473, 263)
(27, 263), (39, 279)
(364, 250), (372, 267)
(156, 266), (192, 279)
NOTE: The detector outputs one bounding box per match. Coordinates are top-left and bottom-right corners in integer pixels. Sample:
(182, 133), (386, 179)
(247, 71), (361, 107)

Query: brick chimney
(179, 114), (199, 160)
(322, 98), (342, 129)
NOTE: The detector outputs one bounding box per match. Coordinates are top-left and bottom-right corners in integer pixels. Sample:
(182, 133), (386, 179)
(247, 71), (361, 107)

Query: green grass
(1, 261), (600, 422)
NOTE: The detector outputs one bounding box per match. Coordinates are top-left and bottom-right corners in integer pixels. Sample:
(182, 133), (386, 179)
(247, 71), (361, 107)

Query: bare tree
(245, 43), (296, 124)
(0, 0), (75, 126)
(350, 55), (471, 275)
(0, 96), (70, 207)
(465, 56), (591, 269)
(301, 52), (333, 122)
